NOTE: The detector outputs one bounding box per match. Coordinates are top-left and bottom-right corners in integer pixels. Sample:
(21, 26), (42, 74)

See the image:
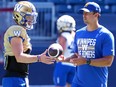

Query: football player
(53, 15), (76, 87)
(2, 1), (55, 87)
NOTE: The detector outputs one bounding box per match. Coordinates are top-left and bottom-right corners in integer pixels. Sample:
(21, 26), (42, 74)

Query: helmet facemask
(20, 12), (38, 30)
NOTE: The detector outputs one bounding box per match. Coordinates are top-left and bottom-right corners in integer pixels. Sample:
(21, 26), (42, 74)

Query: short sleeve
(7, 25), (26, 42)
(73, 33), (78, 53)
(103, 33), (115, 56)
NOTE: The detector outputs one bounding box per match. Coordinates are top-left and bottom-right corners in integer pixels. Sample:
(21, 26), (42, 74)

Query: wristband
(86, 58), (91, 65)
(37, 55), (41, 62)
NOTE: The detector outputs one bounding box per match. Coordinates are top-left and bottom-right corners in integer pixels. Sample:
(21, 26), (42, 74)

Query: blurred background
(0, 0), (116, 87)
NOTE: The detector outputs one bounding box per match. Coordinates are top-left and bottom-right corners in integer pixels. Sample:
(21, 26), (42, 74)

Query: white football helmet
(57, 15), (76, 33)
(13, 1), (38, 30)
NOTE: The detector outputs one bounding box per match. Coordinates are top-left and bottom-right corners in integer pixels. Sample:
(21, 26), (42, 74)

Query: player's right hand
(55, 55), (65, 62)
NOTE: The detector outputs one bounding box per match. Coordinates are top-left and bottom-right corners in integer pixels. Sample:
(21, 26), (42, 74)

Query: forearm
(15, 53), (38, 63)
(64, 53), (78, 62)
(90, 56), (114, 67)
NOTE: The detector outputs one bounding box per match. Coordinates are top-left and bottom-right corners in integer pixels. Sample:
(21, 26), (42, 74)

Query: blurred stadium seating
(0, 0), (116, 87)
(100, 5), (111, 13)
(111, 5), (116, 13)
(47, 0), (66, 4)
(85, 0), (105, 5)
(55, 5), (74, 14)
(67, 0), (85, 5)
(74, 5), (84, 13)
(105, 0), (116, 5)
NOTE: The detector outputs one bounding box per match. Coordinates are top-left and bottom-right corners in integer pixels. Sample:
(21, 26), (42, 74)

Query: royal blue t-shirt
(73, 25), (115, 87)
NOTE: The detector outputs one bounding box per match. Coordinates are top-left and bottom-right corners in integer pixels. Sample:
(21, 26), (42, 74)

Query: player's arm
(58, 35), (66, 53)
(89, 56), (114, 67)
(58, 53), (78, 62)
(11, 37), (55, 64)
(56, 35), (66, 62)
(89, 33), (115, 67)
(70, 55), (114, 67)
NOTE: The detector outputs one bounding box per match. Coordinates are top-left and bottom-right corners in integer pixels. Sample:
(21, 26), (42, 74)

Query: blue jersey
(73, 25), (115, 87)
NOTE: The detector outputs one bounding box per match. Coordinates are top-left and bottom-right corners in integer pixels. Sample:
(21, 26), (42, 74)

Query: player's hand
(55, 55), (65, 62)
(55, 53), (78, 62)
(39, 49), (56, 64)
(70, 55), (86, 66)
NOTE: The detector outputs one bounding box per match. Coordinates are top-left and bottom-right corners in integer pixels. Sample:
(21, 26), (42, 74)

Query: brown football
(48, 43), (63, 58)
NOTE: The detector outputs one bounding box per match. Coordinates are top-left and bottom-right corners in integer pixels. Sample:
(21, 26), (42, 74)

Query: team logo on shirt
(13, 30), (21, 36)
(77, 38), (96, 58)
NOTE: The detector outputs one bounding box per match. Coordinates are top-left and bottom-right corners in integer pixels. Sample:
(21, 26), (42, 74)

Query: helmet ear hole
(16, 14), (19, 18)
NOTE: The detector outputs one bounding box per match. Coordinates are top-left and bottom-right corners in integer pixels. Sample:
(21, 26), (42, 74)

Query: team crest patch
(13, 30), (21, 36)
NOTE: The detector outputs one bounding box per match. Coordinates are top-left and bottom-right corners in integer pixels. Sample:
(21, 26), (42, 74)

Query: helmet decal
(14, 3), (23, 12)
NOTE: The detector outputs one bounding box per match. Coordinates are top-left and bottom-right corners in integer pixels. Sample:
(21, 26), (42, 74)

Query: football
(48, 43), (63, 58)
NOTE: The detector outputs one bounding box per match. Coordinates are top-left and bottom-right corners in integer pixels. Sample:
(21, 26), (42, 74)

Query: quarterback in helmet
(13, 1), (38, 30)
(53, 15), (76, 87)
(2, 1), (55, 87)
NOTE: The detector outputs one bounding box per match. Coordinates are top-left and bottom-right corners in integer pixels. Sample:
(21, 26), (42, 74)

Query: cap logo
(84, 3), (89, 7)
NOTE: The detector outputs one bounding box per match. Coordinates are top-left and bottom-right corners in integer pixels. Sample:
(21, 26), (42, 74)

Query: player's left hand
(70, 55), (86, 66)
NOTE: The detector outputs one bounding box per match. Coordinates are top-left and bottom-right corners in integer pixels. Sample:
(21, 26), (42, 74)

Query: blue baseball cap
(80, 2), (101, 13)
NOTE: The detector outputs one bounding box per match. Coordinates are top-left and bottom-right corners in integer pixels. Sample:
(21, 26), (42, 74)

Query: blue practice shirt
(73, 25), (115, 87)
